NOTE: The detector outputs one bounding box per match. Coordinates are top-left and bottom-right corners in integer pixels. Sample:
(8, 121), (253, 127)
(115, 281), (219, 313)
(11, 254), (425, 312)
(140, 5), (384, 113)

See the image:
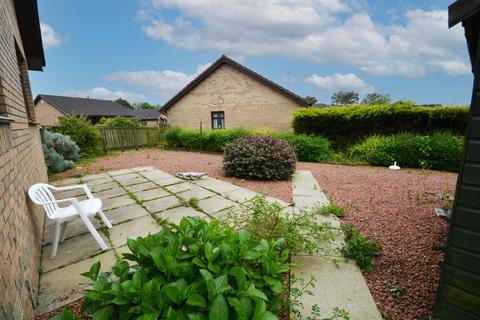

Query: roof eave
(448, 0), (480, 27)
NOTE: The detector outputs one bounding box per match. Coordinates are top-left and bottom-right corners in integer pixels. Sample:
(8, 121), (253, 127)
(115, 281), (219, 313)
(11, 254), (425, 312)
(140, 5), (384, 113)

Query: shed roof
(34, 94), (133, 117)
(161, 55), (310, 112)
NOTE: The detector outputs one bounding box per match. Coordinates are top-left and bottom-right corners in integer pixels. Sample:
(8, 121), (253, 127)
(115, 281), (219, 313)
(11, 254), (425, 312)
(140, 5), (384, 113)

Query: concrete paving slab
(52, 188), (85, 199)
(81, 173), (110, 181)
(210, 204), (242, 219)
(292, 170), (321, 191)
(109, 215), (162, 248)
(164, 182), (193, 194)
(150, 176), (184, 186)
(197, 195), (236, 214)
(90, 181), (119, 193)
(193, 177), (239, 194)
(156, 206), (210, 225)
(37, 251), (117, 315)
(140, 169), (172, 180)
(109, 168), (135, 176)
(102, 195), (136, 211)
(84, 176), (115, 186)
(293, 194), (329, 209)
(177, 186), (216, 201)
(222, 187), (259, 203)
(144, 195), (182, 213)
(135, 188), (171, 201)
(43, 218), (101, 245)
(104, 203), (150, 225)
(124, 181), (158, 193)
(292, 256), (381, 320)
(51, 178), (81, 187)
(115, 175), (148, 186)
(41, 232), (110, 273)
(132, 166), (155, 172)
(93, 187), (127, 200)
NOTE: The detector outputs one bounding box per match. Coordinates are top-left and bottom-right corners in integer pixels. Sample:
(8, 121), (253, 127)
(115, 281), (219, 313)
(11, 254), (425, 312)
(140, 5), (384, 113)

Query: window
(211, 111), (225, 129)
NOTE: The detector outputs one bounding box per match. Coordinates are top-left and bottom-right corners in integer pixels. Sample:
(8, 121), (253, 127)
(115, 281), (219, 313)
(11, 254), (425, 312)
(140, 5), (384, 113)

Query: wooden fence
(100, 126), (167, 151)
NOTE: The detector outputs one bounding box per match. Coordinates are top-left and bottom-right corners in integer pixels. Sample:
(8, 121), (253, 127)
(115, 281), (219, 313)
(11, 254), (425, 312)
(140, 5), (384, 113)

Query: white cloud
(139, 1), (469, 77)
(306, 73), (374, 93)
(63, 87), (146, 103)
(103, 64), (211, 99)
(40, 23), (66, 49)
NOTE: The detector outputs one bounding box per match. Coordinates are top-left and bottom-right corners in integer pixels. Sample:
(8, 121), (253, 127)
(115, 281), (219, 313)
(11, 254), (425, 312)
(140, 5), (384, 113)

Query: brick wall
(0, 0), (48, 319)
(34, 98), (65, 127)
(166, 64), (301, 131)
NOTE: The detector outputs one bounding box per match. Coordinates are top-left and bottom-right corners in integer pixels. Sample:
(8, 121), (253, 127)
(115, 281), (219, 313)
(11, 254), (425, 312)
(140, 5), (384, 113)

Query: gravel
(52, 149), (458, 320)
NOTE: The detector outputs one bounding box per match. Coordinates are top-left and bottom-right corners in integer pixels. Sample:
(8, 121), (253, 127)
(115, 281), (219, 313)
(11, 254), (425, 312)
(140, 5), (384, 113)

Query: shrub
(223, 135), (296, 180)
(341, 224), (382, 272)
(78, 217), (293, 319)
(314, 204), (346, 218)
(56, 115), (102, 157)
(165, 128), (333, 162)
(348, 132), (464, 171)
(42, 130), (80, 174)
(97, 116), (142, 128)
(292, 103), (469, 146)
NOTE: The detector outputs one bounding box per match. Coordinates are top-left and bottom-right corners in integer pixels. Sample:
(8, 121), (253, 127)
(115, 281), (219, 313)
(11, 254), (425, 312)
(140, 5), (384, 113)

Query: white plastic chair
(28, 183), (112, 259)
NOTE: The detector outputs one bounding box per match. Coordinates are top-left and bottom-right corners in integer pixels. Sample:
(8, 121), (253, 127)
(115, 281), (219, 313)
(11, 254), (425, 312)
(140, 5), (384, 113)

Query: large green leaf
(81, 261), (101, 281)
(208, 295), (229, 320)
(186, 293), (207, 308)
(92, 306), (113, 320)
(245, 284), (268, 301)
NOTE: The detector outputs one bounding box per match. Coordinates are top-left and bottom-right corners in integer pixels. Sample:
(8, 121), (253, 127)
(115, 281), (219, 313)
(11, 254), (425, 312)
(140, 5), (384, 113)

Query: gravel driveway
(59, 149), (457, 320)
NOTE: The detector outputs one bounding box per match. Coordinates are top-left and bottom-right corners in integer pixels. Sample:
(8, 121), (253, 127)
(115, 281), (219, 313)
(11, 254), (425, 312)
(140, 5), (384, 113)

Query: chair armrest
(40, 198), (80, 206)
(49, 184), (94, 199)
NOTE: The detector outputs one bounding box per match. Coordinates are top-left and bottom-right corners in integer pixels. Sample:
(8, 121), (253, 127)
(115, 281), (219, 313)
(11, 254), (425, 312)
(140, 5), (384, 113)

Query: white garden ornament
(28, 183), (112, 259)
(176, 172), (207, 180)
(389, 161), (401, 170)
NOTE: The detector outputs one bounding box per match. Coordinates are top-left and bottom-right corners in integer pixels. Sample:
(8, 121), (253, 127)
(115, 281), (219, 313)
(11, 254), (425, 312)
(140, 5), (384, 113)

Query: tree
(331, 91), (359, 106)
(115, 98), (133, 110)
(134, 102), (159, 109)
(362, 93), (391, 105)
(304, 96), (318, 105)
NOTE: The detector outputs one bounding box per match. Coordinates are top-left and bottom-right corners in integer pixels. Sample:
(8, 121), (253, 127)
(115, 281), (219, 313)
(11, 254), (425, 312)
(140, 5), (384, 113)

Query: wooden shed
(433, 1), (480, 319)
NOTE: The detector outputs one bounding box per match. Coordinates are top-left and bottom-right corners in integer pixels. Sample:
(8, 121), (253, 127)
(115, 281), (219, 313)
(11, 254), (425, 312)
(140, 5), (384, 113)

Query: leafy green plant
(223, 135), (296, 180)
(78, 217), (293, 319)
(42, 130), (80, 174)
(50, 306), (81, 320)
(56, 115), (102, 157)
(341, 224), (381, 272)
(97, 116), (142, 128)
(222, 196), (339, 256)
(314, 204), (346, 218)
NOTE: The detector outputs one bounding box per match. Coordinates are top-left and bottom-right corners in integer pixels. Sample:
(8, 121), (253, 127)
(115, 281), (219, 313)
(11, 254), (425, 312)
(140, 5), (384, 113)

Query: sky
(30, 0), (473, 106)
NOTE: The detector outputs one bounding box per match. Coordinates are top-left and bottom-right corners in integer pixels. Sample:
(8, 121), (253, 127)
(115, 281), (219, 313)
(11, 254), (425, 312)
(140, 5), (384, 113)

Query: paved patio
(37, 166), (291, 315)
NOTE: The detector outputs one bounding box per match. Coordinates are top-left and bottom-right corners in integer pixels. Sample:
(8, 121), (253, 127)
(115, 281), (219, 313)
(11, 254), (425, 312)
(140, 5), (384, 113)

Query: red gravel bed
(50, 149), (457, 320)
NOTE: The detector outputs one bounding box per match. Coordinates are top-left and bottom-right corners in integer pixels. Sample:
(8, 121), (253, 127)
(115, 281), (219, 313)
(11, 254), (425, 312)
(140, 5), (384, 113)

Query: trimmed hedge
(164, 128), (332, 162)
(348, 132), (464, 172)
(292, 103), (469, 147)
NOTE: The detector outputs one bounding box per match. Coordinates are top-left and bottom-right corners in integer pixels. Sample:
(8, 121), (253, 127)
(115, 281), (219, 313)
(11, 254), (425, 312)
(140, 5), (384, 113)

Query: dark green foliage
(304, 96), (317, 105)
(115, 98), (133, 110)
(164, 128), (333, 162)
(223, 135), (296, 180)
(331, 90), (359, 106)
(50, 306), (80, 320)
(98, 116), (142, 128)
(134, 102), (159, 109)
(341, 224), (381, 272)
(292, 103), (469, 147)
(348, 132), (464, 172)
(78, 217), (292, 319)
(42, 130), (80, 174)
(56, 115), (102, 157)
(362, 93), (390, 105)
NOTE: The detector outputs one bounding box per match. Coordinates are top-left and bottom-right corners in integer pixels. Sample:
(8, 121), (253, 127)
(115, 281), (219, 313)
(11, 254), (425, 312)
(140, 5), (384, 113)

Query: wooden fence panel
(100, 126), (165, 151)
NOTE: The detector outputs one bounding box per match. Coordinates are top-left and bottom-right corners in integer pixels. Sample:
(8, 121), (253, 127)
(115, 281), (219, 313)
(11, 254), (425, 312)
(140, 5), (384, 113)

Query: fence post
(100, 128), (106, 153)
(134, 127), (139, 150)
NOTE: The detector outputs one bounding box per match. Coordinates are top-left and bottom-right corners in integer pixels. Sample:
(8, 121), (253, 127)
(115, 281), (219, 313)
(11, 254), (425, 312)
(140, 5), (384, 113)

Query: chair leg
(98, 209), (112, 228)
(50, 222), (62, 259)
(60, 221), (69, 242)
(78, 215), (108, 250)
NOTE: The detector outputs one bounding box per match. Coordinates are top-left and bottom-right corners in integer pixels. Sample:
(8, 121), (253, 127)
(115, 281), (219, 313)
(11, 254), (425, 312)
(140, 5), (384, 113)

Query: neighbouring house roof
(14, 0), (45, 71)
(161, 55), (310, 112)
(34, 94), (133, 117)
(130, 109), (166, 121)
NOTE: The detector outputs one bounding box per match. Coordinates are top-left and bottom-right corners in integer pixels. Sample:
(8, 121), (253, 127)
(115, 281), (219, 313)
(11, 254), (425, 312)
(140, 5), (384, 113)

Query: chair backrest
(28, 183), (60, 219)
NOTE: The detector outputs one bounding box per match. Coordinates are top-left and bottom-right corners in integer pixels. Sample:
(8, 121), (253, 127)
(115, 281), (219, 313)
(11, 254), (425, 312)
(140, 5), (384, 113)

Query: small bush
(223, 135), (296, 180)
(271, 132), (332, 162)
(97, 116), (142, 128)
(341, 224), (382, 272)
(428, 132), (464, 172)
(42, 130), (80, 174)
(56, 115), (102, 157)
(78, 217), (293, 319)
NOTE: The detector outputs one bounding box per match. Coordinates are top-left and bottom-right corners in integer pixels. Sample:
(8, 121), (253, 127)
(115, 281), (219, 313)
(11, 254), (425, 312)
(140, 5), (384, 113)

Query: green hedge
(164, 128), (332, 162)
(292, 103), (469, 147)
(348, 132), (464, 172)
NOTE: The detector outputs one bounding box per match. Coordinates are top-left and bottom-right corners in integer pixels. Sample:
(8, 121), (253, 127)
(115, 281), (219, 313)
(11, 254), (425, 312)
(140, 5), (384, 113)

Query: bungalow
(129, 108), (167, 126)
(161, 55), (310, 131)
(34, 94), (133, 126)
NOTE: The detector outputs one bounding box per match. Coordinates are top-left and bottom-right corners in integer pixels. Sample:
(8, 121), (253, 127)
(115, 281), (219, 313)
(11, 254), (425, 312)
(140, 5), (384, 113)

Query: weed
(341, 224), (381, 272)
(38, 265), (44, 275)
(314, 204), (346, 218)
(390, 283), (402, 300)
(187, 196), (199, 208)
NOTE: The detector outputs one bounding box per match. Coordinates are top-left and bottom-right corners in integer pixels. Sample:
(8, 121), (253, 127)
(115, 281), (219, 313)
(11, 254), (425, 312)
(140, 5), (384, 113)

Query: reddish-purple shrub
(223, 135), (296, 180)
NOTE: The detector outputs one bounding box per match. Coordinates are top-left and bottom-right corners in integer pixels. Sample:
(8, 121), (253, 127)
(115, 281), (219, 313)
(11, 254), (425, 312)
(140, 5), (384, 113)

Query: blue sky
(31, 0), (472, 106)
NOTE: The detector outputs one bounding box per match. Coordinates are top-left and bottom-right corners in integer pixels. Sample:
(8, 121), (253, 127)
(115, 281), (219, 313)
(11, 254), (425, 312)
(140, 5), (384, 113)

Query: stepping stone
(165, 182), (193, 194)
(193, 177), (239, 194)
(37, 251), (117, 315)
(197, 195), (236, 215)
(144, 195), (182, 213)
(105, 203), (150, 225)
(125, 182), (158, 193)
(156, 206), (210, 225)
(292, 170), (321, 191)
(90, 181), (119, 193)
(222, 187), (259, 203)
(93, 187), (126, 200)
(109, 215), (162, 248)
(177, 186), (216, 201)
(109, 168), (135, 176)
(135, 188), (171, 201)
(102, 195), (136, 211)
(41, 232), (110, 273)
(293, 194), (329, 209)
